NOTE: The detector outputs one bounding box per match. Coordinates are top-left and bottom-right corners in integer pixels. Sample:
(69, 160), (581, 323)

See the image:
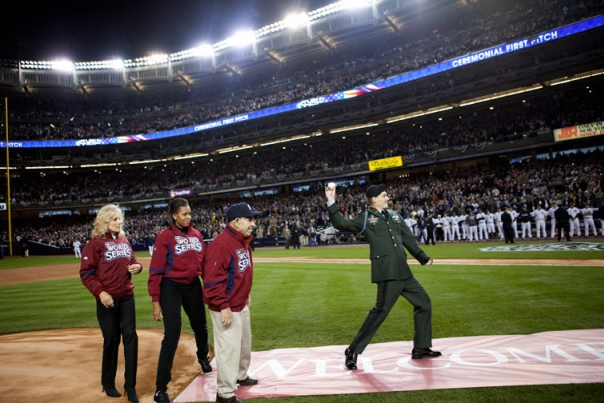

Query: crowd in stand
(7, 148), (603, 252)
(4, 83), (604, 205)
(3, 0), (604, 253)
(5, 0), (603, 143)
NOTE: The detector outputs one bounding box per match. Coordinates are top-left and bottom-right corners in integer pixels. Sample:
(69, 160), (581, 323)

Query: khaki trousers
(210, 306), (252, 398)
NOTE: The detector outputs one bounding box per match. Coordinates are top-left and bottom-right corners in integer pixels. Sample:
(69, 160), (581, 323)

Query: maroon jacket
(147, 224), (205, 303)
(80, 233), (141, 299)
(203, 224), (254, 313)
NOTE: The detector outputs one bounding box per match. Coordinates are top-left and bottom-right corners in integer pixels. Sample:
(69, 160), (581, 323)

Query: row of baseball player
(402, 204), (602, 242)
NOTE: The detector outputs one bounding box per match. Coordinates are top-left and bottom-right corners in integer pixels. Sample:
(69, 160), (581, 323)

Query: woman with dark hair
(80, 204), (143, 402)
(148, 198), (212, 403)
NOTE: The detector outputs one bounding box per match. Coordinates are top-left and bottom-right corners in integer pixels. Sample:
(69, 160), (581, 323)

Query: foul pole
(4, 98), (12, 256)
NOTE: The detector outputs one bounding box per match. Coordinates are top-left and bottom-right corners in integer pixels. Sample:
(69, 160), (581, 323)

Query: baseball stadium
(1, 0), (604, 402)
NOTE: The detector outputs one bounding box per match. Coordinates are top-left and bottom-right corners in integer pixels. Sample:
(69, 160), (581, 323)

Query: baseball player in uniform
(548, 204), (558, 238)
(451, 212), (461, 241)
(73, 239), (82, 258)
(494, 207), (505, 240)
(519, 205), (532, 239)
(568, 203), (581, 237)
(442, 212), (452, 242)
(204, 202), (262, 403)
(582, 203), (597, 236)
(531, 205), (548, 238)
(476, 209), (488, 240)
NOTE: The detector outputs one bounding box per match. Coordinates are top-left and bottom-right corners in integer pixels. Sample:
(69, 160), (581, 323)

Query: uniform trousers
(535, 219), (546, 238)
(96, 294), (138, 389)
(349, 277), (432, 355)
(584, 217), (596, 236)
(497, 223), (504, 239)
(451, 225), (460, 241)
(210, 306), (252, 399)
(570, 218), (581, 236)
(156, 278), (209, 391)
(521, 222), (532, 238)
(478, 223), (488, 240)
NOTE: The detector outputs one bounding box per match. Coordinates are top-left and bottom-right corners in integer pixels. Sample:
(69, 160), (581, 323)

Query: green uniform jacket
(327, 203), (431, 283)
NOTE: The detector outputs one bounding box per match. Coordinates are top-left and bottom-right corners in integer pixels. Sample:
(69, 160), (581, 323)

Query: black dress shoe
(199, 357), (213, 374)
(411, 347), (442, 359)
(216, 394), (243, 403)
(236, 376), (258, 386)
(344, 347), (358, 370)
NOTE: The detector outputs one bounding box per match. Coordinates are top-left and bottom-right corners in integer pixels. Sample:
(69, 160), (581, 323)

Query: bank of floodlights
(20, 59), (74, 71)
(308, 0), (372, 20)
(19, 1), (374, 70)
(75, 59), (124, 70)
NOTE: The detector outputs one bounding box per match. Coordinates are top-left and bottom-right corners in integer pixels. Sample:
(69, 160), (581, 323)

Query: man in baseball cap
(204, 201), (262, 403)
(226, 202), (261, 223)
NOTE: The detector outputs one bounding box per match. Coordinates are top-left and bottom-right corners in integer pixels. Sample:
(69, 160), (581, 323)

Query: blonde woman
(80, 204), (143, 402)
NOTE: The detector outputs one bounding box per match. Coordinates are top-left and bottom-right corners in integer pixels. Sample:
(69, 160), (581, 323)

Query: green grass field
(1, 241), (603, 402)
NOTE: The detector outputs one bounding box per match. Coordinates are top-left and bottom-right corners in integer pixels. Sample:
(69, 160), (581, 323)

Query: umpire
(324, 183), (441, 370)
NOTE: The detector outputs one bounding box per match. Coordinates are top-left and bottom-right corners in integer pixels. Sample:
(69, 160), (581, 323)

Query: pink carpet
(175, 329), (604, 402)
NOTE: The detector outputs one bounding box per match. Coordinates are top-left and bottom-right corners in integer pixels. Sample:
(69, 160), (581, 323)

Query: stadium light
(172, 44), (214, 61)
(330, 122), (378, 133)
(282, 12), (309, 29)
(458, 84), (542, 107)
(386, 106), (454, 124)
(50, 60), (74, 71)
(76, 59), (125, 70)
(226, 31), (256, 48)
(260, 134), (311, 147)
(308, 0), (371, 20)
(217, 145), (254, 154)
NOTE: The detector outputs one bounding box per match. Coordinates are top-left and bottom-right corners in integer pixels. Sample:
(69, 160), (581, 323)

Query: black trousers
(156, 278), (209, 391)
(96, 294), (138, 389)
(557, 221), (571, 241)
(503, 225), (515, 243)
(349, 277), (433, 354)
(425, 229), (436, 245)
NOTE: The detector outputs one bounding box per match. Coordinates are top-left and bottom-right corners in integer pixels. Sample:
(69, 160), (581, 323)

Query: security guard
(324, 183), (441, 370)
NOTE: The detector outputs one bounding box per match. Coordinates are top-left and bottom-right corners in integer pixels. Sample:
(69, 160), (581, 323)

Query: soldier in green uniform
(324, 183), (441, 370)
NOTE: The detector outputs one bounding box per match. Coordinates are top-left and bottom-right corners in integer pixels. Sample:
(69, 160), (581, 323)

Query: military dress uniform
(326, 201), (435, 356)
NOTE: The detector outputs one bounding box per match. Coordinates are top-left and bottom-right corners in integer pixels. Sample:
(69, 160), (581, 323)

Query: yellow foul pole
(4, 97), (12, 256)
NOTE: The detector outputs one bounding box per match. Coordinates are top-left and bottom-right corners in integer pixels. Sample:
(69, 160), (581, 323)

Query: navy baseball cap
(227, 202), (261, 222)
(366, 184), (387, 198)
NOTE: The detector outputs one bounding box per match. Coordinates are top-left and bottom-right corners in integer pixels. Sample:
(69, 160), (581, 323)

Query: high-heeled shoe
(124, 386), (139, 403)
(102, 385), (122, 398)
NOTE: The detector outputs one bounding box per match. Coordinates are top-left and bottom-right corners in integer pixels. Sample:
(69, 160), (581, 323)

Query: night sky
(0, 0), (332, 61)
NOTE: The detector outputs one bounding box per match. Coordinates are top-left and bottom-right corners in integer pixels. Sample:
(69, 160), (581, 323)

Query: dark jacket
(327, 203), (431, 283)
(80, 233), (141, 300)
(147, 224), (205, 302)
(203, 224), (254, 313)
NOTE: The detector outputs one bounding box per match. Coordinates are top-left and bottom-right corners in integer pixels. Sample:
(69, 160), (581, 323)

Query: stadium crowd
(5, 0), (603, 142)
(4, 83), (604, 206)
(7, 148), (604, 252)
(2, 0), (604, 254)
